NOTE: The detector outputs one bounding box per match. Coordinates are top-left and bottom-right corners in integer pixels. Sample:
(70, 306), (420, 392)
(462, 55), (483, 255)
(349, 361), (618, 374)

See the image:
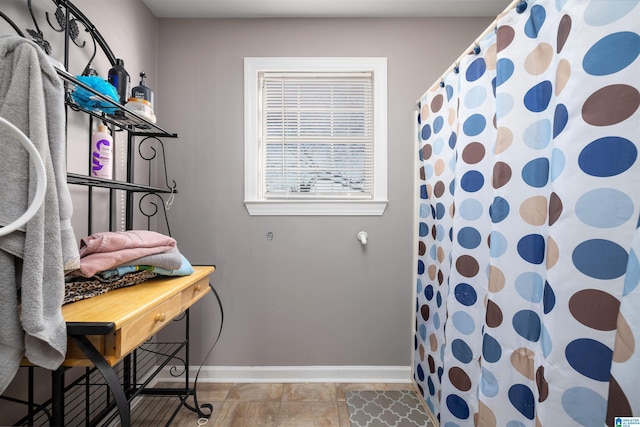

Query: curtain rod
(417, 0), (523, 105)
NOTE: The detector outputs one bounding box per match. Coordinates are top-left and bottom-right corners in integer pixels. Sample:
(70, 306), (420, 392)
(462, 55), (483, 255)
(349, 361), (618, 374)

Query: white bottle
(91, 124), (113, 179)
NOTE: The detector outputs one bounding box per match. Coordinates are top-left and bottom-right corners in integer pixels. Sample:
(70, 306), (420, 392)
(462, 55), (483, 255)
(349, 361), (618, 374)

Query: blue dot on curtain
(490, 196), (510, 223)
(579, 136), (637, 177)
(427, 376), (435, 395)
(550, 148), (566, 182)
(457, 227), (482, 249)
(433, 137), (445, 154)
(436, 224), (446, 241)
(422, 124), (432, 140)
(541, 323), (552, 357)
(483, 333), (502, 363)
(517, 234), (546, 264)
(553, 104), (568, 138)
(496, 58), (515, 86)
(425, 285), (434, 300)
(576, 188), (634, 228)
(522, 157), (550, 188)
(446, 394), (470, 420)
(449, 155), (457, 173)
(424, 164), (434, 180)
(524, 119), (551, 149)
(466, 57), (487, 82)
(492, 76), (497, 98)
(525, 4), (546, 39)
(452, 338), (474, 363)
(416, 279), (423, 294)
(463, 114), (487, 136)
(515, 272), (544, 303)
(446, 84), (455, 101)
(449, 132), (458, 149)
(452, 311), (475, 335)
(436, 290), (443, 307)
(524, 80), (553, 112)
(417, 260), (425, 275)
(464, 85), (487, 109)
(435, 203), (446, 219)
(480, 367), (499, 397)
(461, 170), (485, 192)
(460, 198), (483, 220)
(417, 113), (421, 125)
(449, 178), (456, 196)
(509, 384), (535, 420)
(543, 281), (556, 314)
(417, 363), (425, 381)
(454, 282), (478, 306)
(420, 203), (430, 218)
(573, 239), (629, 279)
(584, 0), (640, 26)
(555, 0), (568, 11)
(512, 310), (542, 341)
(430, 244), (437, 260)
(434, 312), (441, 329)
(489, 231), (508, 258)
(496, 93), (514, 119)
(565, 338), (613, 381)
(419, 222), (429, 236)
(419, 324), (427, 341)
(561, 387), (607, 427)
(506, 421), (526, 427)
(434, 116), (445, 134)
(430, 205), (436, 219)
(420, 185), (428, 200)
(583, 32), (640, 76)
(624, 249), (640, 296)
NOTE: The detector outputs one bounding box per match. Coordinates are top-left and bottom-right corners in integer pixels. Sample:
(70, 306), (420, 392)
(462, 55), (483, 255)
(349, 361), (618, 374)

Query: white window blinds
(260, 72), (374, 199)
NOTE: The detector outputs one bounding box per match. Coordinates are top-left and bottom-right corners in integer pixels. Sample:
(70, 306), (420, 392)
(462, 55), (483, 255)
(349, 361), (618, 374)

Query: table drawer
(181, 275), (210, 310)
(116, 293), (182, 357)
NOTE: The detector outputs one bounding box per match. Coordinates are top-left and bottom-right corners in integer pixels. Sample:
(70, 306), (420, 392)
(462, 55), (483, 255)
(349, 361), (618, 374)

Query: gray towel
(0, 35), (80, 393)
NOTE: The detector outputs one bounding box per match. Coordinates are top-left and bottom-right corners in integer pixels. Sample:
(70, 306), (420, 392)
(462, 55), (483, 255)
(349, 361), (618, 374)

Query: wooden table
(53, 266), (215, 426)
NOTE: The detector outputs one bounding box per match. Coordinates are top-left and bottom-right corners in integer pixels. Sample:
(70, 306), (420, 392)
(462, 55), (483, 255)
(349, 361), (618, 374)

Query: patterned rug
(345, 390), (433, 427)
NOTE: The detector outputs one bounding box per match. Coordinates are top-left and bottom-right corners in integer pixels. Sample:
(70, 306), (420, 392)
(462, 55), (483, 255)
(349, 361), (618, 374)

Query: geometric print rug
(345, 390), (434, 427)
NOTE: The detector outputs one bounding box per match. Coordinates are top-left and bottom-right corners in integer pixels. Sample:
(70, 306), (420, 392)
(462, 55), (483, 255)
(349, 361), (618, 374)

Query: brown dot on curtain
(448, 366), (472, 392)
(485, 299), (503, 328)
(497, 25), (515, 52)
(569, 289), (620, 331)
(557, 14), (572, 54)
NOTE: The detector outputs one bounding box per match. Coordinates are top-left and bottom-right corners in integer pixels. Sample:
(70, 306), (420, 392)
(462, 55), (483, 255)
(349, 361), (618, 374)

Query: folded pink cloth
(79, 230), (176, 256)
(75, 230), (176, 277)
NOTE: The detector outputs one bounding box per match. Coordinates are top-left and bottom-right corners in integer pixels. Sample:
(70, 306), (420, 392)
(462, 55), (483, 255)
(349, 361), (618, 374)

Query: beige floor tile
(195, 383), (234, 402)
(213, 401), (280, 427)
(276, 402), (339, 427)
(282, 383), (336, 402)
(226, 383), (284, 401)
(170, 401), (224, 427)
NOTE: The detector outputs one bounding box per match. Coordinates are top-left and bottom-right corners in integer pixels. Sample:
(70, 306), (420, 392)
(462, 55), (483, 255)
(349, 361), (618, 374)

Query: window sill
(244, 200), (388, 216)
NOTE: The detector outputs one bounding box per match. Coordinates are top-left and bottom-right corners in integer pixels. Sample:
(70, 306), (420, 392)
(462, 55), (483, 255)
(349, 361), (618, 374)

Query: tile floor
(132, 382), (422, 427)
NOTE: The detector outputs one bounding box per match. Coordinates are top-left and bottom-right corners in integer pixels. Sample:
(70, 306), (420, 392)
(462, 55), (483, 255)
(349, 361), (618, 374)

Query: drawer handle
(194, 285), (202, 292)
(155, 313), (166, 322)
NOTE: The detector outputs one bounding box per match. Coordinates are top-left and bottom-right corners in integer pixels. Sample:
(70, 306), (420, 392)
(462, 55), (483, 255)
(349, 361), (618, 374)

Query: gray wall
(155, 17), (492, 368)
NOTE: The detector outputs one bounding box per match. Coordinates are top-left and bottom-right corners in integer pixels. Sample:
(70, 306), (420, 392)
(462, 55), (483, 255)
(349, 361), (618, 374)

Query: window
(244, 57), (388, 215)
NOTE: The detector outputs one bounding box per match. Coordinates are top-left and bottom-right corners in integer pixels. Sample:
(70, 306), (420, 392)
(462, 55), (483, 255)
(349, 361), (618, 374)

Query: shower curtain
(414, 1), (639, 426)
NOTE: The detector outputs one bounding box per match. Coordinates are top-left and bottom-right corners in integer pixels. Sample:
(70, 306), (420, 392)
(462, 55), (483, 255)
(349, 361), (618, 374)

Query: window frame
(244, 57), (388, 216)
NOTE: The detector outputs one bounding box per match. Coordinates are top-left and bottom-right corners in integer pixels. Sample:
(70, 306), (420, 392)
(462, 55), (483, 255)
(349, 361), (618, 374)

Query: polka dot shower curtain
(414, 1), (639, 426)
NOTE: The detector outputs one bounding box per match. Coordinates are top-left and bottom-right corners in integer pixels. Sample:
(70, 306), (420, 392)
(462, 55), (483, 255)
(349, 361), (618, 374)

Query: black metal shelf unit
(0, 1), (213, 426)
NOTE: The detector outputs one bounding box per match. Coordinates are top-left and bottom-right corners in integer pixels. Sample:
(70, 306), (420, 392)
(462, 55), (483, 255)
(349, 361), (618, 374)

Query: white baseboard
(157, 365), (412, 384)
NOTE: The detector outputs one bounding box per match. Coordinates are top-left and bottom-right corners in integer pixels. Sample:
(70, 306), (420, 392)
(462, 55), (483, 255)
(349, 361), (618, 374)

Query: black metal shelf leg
(70, 335), (131, 427)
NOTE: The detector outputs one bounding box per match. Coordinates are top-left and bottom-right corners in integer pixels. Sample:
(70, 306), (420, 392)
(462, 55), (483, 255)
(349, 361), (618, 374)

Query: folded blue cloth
(99, 255), (194, 280)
